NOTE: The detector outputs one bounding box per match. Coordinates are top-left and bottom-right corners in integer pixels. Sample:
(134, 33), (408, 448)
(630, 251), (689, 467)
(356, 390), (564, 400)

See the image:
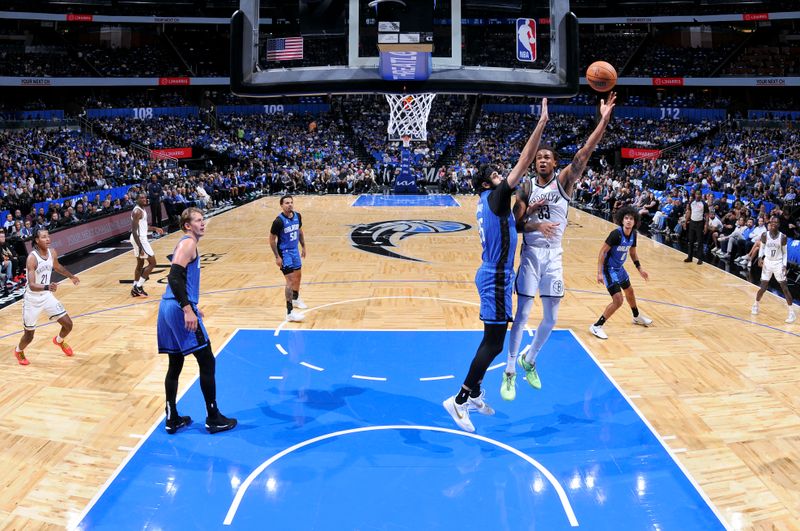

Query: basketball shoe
(467, 389), (495, 415)
(500, 372), (517, 401)
(53, 336), (73, 356)
(443, 396), (474, 432)
(13, 348), (29, 366)
(287, 310), (305, 322)
(292, 298), (308, 309)
(165, 411), (192, 435)
(632, 314), (653, 327)
(517, 355), (542, 389)
(589, 324), (608, 340)
(206, 413), (237, 434)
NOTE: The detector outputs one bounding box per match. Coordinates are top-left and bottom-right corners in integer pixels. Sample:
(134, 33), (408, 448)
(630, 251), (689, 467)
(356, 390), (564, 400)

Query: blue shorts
(475, 266), (514, 324)
(157, 298), (209, 355)
(602, 266), (631, 295)
(280, 248), (302, 275)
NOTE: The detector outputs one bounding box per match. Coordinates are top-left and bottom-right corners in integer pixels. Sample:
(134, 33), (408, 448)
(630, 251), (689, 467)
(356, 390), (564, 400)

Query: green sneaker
(517, 355), (542, 390)
(500, 372), (517, 401)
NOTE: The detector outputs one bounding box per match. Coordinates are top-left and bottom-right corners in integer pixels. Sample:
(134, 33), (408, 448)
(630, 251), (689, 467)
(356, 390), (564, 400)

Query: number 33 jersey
(521, 175), (570, 249)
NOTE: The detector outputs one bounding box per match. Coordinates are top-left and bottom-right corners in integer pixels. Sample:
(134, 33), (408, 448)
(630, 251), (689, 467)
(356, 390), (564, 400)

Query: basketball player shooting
(501, 92), (617, 400)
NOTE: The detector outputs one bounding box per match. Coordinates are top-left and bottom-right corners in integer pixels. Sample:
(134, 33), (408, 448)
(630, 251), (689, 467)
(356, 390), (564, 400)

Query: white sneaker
(286, 310), (305, 322)
(787, 310), (797, 324)
(633, 314), (653, 327)
(467, 389), (495, 416)
(443, 396), (475, 432)
(293, 298), (308, 309)
(589, 324), (608, 339)
(751, 302), (759, 315)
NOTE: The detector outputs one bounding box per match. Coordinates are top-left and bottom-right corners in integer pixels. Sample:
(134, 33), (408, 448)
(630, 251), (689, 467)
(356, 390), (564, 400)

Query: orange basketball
(586, 61), (617, 92)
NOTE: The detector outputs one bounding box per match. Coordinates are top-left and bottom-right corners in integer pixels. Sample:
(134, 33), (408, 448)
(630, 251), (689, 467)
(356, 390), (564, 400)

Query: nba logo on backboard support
(516, 18), (536, 63)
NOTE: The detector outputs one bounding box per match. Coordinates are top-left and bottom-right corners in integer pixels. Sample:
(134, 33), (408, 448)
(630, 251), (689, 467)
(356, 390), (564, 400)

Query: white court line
(419, 375), (454, 381)
(567, 329), (731, 530)
(663, 435), (677, 441)
(352, 374), (387, 381)
(275, 344), (288, 355)
(222, 425), (579, 527)
(487, 362), (505, 371)
(268, 376), (284, 380)
(299, 361), (324, 372)
(69, 328), (243, 531)
(116, 446), (135, 452)
(629, 394), (641, 399)
(128, 434), (144, 439)
(673, 448), (689, 454)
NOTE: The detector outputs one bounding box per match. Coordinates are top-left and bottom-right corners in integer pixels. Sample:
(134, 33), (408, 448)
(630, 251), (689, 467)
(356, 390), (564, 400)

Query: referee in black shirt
(683, 189), (709, 265)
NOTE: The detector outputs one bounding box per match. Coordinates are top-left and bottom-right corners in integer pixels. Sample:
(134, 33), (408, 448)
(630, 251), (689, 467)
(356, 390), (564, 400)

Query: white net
(385, 93), (436, 142)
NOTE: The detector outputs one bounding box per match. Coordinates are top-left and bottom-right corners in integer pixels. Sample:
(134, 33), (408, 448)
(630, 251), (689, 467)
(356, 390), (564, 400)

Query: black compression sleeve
(168, 264), (190, 307)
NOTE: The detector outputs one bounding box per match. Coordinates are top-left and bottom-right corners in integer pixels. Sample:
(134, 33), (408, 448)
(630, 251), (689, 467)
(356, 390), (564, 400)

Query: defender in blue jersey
(589, 206), (653, 340)
(157, 207), (237, 435)
(443, 98), (550, 433)
(270, 194), (307, 322)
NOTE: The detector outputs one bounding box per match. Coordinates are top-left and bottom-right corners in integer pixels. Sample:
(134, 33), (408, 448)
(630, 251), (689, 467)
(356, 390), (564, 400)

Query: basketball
(586, 61), (617, 92)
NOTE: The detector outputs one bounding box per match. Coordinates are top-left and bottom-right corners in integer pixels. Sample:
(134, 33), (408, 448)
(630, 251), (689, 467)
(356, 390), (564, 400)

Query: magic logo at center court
(349, 220), (472, 262)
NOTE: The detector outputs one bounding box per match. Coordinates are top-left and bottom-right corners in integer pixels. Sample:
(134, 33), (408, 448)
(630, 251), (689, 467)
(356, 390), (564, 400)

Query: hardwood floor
(1, 195), (797, 530)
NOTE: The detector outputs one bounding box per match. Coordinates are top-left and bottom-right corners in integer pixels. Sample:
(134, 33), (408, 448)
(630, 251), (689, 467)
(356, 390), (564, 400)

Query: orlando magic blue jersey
(476, 187), (517, 271)
(604, 228), (636, 270)
(163, 236), (201, 304)
(273, 212), (302, 252)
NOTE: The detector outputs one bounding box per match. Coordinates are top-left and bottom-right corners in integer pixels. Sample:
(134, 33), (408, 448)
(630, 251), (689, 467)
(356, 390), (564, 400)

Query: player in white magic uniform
(131, 192), (164, 297)
(751, 215), (796, 324)
(13, 228), (80, 365)
(500, 92), (617, 401)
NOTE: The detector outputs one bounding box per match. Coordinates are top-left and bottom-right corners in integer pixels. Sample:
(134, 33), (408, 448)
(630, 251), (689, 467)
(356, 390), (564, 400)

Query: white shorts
(516, 246), (565, 298)
(761, 260), (786, 283)
(22, 292), (67, 330)
(131, 236), (154, 258)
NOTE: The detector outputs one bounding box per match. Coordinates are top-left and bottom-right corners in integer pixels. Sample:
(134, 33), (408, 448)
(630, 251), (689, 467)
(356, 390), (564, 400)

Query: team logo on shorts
(552, 280), (564, 296)
(349, 220), (472, 262)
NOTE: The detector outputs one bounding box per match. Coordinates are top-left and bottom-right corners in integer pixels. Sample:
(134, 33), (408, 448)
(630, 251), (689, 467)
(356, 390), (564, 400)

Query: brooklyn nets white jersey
(521, 175), (571, 249)
(132, 205), (149, 240)
(761, 230), (786, 283)
(22, 247), (66, 328)
(130, 205), (154, 257)
(25, 248), (53, 299)
(763, 230), (784, 264)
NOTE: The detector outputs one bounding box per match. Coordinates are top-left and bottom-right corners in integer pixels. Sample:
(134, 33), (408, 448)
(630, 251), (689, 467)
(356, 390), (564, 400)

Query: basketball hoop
(385, 93), (435, 142)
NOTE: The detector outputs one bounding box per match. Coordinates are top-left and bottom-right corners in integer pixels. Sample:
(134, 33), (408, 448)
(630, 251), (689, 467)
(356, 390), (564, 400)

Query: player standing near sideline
(751, 215), (797, 324)
(157, 207), (237, 434)
(13, 228), (80, 366)
(131, 193), (164, 297)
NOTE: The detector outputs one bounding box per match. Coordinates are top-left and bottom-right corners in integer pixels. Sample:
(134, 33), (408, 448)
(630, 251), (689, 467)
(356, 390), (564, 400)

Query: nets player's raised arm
(507, 98), (549, 190)
(560, 92), (616, 196)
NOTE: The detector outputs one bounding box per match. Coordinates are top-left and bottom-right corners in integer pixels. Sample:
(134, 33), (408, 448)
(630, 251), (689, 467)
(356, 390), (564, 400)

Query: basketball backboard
(231, 0), (578, 97)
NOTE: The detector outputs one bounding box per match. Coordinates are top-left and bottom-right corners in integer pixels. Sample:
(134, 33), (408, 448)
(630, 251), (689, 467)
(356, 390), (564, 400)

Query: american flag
(266, 37), (304, 61)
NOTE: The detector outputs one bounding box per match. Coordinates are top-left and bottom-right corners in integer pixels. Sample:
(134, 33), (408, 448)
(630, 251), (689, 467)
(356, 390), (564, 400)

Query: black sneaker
(205, 413), (237, 434)
(131, 287), (141, 297)
(165, 414), (192, 434)
(138, 286), (149, 297)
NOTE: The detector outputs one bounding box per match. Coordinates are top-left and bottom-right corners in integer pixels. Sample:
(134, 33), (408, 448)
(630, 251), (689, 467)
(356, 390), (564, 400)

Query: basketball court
(2, 1), (800, 529)
(2, 195), (798, 530)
